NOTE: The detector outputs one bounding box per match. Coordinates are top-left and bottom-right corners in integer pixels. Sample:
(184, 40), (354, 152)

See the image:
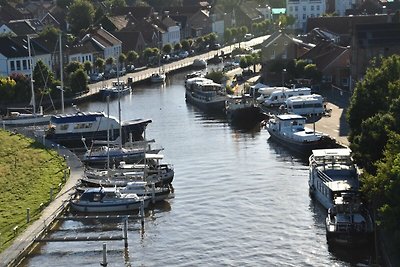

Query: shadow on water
(266, 138), (309, 164)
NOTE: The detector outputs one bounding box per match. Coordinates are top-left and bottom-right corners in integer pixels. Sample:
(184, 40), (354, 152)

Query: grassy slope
(0, 129), (66, 253)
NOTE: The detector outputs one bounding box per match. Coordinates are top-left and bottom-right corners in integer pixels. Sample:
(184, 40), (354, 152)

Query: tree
(181, 40), (190, 52)
(348, 55), (400, 143)
(69, 69), (88, 94)
(39, 26), (60, 43)
(118, 53), (126, 68)
(163, 44), (172, 54)
(83, 61), (92, 74)
(67, 0), (95, 35)
(32, 60), (55, 93)
(65, 61), (83, 75)
(224, 28), (233, 44)
(95, 57), (105, 73)
(174, 43), (182, 52)
(126, 51), (139, 65)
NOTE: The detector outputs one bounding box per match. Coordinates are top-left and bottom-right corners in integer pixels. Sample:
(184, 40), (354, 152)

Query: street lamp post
(282, 68), (286, 87)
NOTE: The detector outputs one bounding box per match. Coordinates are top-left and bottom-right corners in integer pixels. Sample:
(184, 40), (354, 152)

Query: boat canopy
(51, 112), (104, 123)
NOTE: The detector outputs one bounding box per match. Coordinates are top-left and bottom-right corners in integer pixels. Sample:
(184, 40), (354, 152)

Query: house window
(271, 50), (275, 59)
(10, 61), (15, 71)
(303, 14), (306, 20)
(303, 6), (306, 11)
(289, 6), (293, 12)
(316, 5), (320, 11)
(311, 5), (314, 11)
(295, 6), (298, 11)
(16, 60), (21, 70)
(23, 60), (27, 70)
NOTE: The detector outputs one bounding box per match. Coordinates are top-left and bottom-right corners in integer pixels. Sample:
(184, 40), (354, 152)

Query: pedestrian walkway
(0, 138), (83, 267)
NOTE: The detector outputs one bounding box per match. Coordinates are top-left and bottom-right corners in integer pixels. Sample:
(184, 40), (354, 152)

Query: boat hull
(185, 91), (227, 114)
(227, 106), (265, 124)
(326, 229), (373, 246)
(46, 119), (151, 148)
(99, 88), (130, 99)
(266, 127), (336, 156)
(70, 198), (150, 213)
(1, 114), (51, 127)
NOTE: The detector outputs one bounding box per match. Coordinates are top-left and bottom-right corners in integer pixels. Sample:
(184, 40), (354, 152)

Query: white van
(263, 87), (311, 107)
(285, 94), (324, 116)
(256, 86), (289, 103)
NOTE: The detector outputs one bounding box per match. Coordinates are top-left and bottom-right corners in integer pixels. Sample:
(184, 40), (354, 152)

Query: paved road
(308, 87), (351, 147)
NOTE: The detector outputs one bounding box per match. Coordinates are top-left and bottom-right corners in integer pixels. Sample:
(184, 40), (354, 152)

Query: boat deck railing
(316, 168), (333, 183)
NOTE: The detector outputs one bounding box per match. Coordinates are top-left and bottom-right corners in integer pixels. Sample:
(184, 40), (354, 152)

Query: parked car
(210, 43), (221, 50)
(90, 72), (104, 82)
(244, 33), (254, 41)
(161, 54), (170, 63)
(126, 64), (135, 72)
(178, 50), (189, 59)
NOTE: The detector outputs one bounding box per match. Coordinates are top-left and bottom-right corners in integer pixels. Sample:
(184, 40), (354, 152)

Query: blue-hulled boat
(45, 112), (152, 148)
(70, 187), (150, 213)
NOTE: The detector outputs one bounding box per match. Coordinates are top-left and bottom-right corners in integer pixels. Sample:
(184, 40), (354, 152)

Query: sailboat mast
(27, 35), (36, 115)
(59, 33), (64, 114)
(107, 96), (110, 172)
(117, 55), (122, 149)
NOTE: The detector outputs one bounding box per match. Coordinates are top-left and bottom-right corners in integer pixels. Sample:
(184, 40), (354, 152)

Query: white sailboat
(0, 35), (51, 127)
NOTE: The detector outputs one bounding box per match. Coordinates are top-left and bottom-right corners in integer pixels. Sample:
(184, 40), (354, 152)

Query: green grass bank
(0, 129), (66, 253)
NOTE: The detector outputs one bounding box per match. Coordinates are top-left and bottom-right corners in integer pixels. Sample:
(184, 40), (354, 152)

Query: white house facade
(286, 0), (327, 31)
(335, 0), (356, 16)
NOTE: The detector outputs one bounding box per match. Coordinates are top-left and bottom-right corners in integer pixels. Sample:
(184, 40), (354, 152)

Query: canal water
(21, 71), (374, 266)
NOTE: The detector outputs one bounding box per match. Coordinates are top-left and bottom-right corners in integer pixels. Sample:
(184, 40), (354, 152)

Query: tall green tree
(33, 60), (55, 93)
(67, 0), (95, 35)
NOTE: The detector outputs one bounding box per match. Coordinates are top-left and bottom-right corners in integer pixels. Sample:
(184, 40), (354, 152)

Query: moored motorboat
(119, 181), (172, 203)
(70, 187), (150, 213)
(0, 109), (51, 127)
(45, 111), (152, 148)
(99, 80), (130, 99)
(225, 94), (265, 126)
(325, 192), (373, 246)
(265, 114), (335, 155)
(150, 72), (166, 83)
(192, 58), (207, 68)
(185, 78), (228, 114)
(308, 148), (361, 209)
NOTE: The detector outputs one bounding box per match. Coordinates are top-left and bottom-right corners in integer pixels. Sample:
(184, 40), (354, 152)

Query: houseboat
(309, 148), (361, 209)
(185, 78), (227, 113)
(225, 94), (265, 126)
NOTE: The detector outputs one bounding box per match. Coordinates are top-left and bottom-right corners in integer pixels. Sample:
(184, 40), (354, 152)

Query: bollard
(140, 199), (145, 229)
(151, 183), (156, 204)
(26, 208), (30, 223)
(63, 169), (67, 183)
(100, 243), (107, 266)
(124, 218), (128, 248)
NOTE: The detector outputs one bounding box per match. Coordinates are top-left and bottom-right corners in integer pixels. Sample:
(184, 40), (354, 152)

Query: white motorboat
(81, 154), (174, 187)
(99, 80), (130, 98)
(326, 192), (373, 246)
(70, 187), (150, 213)
(120, 181), (171, 203)
(265, 114), (334, 155)
(0, 108), (51, 127)
(309, 148), (361, 209)
(150, 72), (166, 83)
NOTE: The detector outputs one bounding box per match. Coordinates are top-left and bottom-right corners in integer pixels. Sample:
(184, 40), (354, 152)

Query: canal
(21, 70), (374, 266)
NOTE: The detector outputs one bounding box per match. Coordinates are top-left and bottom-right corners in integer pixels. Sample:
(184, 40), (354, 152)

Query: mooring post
(26, 208), (30, 223)
(49, 188), (53, 202)
(124, 218), (128, 248)
(140, 199), (145, 229)
(151, 183), (156, 204)
(100, 243), (107, 266)
(63, 169), (67, 183)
